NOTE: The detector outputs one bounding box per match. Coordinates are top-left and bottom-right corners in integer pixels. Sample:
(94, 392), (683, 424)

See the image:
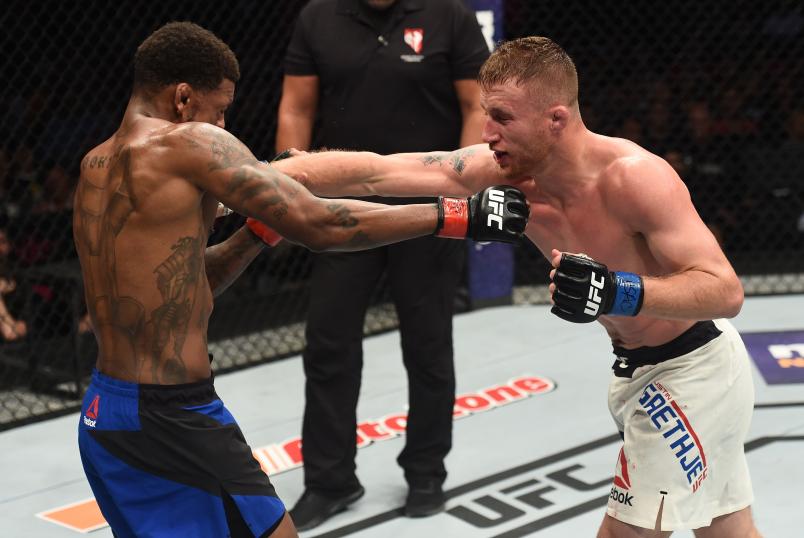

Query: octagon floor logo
(742, 330), (804, 384)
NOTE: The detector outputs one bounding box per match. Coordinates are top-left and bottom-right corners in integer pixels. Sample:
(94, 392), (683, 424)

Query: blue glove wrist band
(609, 272), (644, 316)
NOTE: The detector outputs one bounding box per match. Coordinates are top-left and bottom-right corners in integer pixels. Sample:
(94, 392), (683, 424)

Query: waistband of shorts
(611, 320), (722, 375)
(90, 368), (217, 405)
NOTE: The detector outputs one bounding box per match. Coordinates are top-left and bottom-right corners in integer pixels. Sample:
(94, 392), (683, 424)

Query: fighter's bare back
(75, 117), (221, 384)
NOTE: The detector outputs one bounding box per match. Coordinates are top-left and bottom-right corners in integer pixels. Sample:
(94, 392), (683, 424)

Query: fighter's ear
(174, 83), (193, 120)
(548, 105), (570, 133)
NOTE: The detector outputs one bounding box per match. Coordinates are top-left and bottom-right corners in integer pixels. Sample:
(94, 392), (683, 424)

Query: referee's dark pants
(301, 235), (464, 495)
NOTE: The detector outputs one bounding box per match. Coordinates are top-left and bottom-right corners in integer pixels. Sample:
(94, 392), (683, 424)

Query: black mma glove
(434, 185), (529, 244)
(550, 253), (644, 323)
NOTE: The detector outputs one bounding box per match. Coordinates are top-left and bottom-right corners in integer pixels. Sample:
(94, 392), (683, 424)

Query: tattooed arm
(168, 123), (438, 252)
(204, 227), (263, 297)
(268, 144), (504, 198)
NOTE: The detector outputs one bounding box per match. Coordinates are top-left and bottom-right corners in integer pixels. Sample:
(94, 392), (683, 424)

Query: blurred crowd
(594, 74), (804, 252)
(0, 148), (83, 344)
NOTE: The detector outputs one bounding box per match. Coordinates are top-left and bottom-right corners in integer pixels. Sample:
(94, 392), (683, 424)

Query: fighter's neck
(124, 92), (178, 124)
(529, 129), (599, 199)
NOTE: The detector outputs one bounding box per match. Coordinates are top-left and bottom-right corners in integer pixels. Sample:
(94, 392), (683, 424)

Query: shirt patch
(404, 28), (423, 54)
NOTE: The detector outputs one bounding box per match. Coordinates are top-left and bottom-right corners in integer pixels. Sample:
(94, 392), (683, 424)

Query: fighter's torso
(515, 140), (696, 349)
(74, 117), (217, 383)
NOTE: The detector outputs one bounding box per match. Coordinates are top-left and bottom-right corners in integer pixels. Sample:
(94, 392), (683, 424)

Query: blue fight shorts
(78, 369), (286, 537)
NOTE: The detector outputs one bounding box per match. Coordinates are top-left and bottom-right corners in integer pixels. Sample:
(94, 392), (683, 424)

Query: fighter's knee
(267, 512), (298, 538)
(598, 514), (671, 538)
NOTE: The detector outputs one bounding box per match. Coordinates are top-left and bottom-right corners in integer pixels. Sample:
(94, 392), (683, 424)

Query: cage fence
(0, 0), (801, 429)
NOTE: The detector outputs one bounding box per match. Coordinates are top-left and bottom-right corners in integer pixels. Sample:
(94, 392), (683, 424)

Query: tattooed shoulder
(81, 153), (117, 171)
(204, 128), (256, 172)
(170, 123), (257, 171)
(177, 132), (202, 149)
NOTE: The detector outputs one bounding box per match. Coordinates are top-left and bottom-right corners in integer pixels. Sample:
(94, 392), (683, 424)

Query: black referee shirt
(284, 0), (490, 154)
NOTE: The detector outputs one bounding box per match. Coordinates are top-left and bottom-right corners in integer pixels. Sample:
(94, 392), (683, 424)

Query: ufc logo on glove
(584, 272), (606, 316)
(551, 254), (644, 323)
(486, 189), (505, 231)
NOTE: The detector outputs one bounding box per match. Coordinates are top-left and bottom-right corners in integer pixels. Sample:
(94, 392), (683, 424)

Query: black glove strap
(435, 196), (445, 235)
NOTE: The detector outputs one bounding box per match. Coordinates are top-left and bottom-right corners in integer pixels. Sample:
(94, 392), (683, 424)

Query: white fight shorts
(606, 319), (754, 531)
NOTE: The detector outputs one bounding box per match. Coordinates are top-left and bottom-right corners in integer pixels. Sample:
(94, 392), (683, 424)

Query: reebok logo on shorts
(610, 486), (634, 506)
(610, 447), (635, 506)
(83, 395), (100, 427)
(613, 447), (631, 489)
(639, 382), (708, 492)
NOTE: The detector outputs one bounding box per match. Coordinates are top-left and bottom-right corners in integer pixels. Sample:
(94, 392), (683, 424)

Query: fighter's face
(180, 79), (235, 129)
(481, 82), (551, 179)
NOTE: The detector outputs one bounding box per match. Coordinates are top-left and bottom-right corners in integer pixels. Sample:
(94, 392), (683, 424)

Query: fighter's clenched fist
(549, 250), (644, 323)
(435, 185), (529, 243)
